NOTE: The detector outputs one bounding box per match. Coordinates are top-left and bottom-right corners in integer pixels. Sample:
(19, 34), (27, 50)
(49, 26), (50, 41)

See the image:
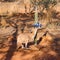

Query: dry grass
(0, 13), (60, 60)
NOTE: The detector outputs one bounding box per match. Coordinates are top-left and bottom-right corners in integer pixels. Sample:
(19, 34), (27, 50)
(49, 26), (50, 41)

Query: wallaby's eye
(29, 31), (32, 33)
(29, 29), (32, 33)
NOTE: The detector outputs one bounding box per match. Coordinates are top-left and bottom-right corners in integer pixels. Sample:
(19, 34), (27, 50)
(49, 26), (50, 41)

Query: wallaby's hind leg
(25, 43), (28, 48)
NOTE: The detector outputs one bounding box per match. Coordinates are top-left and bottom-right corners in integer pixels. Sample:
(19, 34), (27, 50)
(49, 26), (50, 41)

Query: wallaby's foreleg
(21, 44), (24, 48)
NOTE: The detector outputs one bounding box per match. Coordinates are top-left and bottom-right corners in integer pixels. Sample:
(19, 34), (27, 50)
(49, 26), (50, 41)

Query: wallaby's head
(28, 27), (38, 34)
(20, 27), (24, 33)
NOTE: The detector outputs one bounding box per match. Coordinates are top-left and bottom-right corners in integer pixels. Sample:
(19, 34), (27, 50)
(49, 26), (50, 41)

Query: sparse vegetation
(0, 0), (60, 60)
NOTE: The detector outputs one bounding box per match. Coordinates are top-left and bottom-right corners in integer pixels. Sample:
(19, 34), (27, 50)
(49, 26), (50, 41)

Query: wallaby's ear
(20, 27), (24, 33)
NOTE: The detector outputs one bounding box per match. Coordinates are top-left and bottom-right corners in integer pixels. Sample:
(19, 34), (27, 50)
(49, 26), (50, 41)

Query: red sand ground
(0, 14), (60, 60)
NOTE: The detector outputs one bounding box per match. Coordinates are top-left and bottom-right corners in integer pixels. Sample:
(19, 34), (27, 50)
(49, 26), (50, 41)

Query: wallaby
(17, 27), (39, 49)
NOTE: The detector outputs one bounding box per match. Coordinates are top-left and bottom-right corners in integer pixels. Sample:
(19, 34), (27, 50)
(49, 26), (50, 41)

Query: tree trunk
(34, 6), (38, 24)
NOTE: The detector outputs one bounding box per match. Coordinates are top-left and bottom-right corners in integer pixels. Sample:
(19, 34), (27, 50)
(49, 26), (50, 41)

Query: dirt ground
(0, 13), (60, 60)
(0, 34), (60, 60)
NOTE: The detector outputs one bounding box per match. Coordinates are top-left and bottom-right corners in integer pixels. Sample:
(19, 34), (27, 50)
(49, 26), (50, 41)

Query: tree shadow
(27, 30), (47, 47)
(53, 37), (60, 50)
(3, 20), (18, 60)
(37, 31), (48, 44)
(4, 36), (17, 60)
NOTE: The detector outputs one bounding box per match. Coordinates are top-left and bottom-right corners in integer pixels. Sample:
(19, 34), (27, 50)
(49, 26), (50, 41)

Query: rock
(39, 33), (53, 47)
(29, 45), (39, 50)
